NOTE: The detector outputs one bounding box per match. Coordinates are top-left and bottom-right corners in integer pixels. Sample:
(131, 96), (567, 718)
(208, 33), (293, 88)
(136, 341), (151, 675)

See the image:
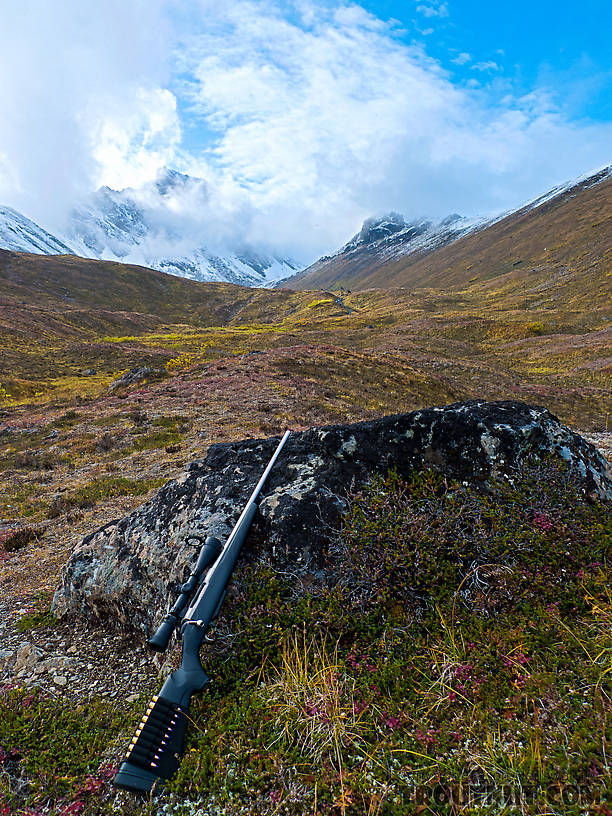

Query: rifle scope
(147, 535), (223, 652)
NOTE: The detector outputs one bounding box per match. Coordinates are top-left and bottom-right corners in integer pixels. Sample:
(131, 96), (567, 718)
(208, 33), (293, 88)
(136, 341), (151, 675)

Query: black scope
(147, 536), (223, 652)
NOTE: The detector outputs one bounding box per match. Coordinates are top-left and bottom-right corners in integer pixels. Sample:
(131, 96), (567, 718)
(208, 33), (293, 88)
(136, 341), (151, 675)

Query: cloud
(0, 0), (610, 264)
(178, 2), (612, 260)
(472, 61), (501, 72)
(91, 89), (182, 191)
(0, 0), (175, 230)
(416, 2), (449, 18)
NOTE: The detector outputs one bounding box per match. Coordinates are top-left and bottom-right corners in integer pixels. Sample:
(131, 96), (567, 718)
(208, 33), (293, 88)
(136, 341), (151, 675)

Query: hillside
(286, 168), (612, 308)
(0, 233), (610, 815)
(0, 249), (314, 400)
(1, 244), (610, 426)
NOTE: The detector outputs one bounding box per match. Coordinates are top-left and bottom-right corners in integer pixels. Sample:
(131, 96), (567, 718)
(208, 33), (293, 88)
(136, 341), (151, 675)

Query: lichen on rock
(51, 400), (612, 636)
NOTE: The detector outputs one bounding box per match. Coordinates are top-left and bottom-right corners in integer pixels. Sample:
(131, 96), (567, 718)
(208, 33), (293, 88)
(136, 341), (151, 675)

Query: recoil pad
(114, 695), (189, 793)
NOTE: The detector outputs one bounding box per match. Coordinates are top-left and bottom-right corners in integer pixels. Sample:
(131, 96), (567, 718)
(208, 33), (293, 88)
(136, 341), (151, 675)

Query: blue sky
(381, 0), (612, 120)
(0, 0), (610, 262)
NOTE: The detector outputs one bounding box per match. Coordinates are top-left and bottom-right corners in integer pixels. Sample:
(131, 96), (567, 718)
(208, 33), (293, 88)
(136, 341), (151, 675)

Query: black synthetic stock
(114, 626), (209, 793)
(159, 624), (211, 707)
(114, 697), (189, 793)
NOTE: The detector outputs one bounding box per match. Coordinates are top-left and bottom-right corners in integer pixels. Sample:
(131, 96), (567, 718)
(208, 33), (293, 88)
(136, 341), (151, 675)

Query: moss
(127, 429), (183, 452)
(0, 688), (140, 812)
(15, 593), (59, 632)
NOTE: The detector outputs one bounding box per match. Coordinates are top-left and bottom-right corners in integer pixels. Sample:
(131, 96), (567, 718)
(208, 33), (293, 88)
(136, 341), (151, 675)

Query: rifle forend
(114, 431), (290, 794)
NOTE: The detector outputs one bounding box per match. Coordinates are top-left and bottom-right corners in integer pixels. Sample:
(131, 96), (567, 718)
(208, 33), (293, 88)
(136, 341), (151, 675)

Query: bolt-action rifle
(114, 431), (290, 794)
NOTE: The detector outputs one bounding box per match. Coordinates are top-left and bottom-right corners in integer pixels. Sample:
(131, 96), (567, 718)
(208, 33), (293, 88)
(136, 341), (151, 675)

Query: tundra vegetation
(0, 458), (610, 814)
(0, 210), (610, 815)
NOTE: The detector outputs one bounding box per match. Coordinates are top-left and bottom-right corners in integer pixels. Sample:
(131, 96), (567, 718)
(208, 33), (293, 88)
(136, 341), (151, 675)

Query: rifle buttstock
(114, 626), (210, 793)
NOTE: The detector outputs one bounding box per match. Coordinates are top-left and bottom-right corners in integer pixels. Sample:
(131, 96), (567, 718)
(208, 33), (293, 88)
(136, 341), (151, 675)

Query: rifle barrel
(182, 430), (290, 623)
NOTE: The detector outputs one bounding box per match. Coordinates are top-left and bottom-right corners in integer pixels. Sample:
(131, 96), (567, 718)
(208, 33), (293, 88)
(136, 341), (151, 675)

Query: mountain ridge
(282, 165), (612, 293)
(0, 206), (75, 256)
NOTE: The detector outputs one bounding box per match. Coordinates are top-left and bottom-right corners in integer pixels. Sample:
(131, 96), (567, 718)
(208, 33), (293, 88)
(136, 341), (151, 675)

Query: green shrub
(1, 526), (43, 552)
(0, 688), (136, 809)
(14, 449), (60, 470)
(15, 593), (58, 632)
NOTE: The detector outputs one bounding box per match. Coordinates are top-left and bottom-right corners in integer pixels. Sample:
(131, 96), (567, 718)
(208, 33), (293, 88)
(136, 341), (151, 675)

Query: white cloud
(472, 61), (501, 72)
(179, 2), (612, 260)
(0, 0), (610, 265)
(416, 2), (449, 18)
(90, 89), (182, 190)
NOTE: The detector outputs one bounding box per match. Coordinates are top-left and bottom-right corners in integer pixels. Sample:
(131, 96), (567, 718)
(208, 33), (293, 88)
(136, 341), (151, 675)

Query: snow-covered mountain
(281, 210), (486, 289)
(0, 206), (75, 255)
(0, 169), (300, 287)
(340, 211), (485, 259)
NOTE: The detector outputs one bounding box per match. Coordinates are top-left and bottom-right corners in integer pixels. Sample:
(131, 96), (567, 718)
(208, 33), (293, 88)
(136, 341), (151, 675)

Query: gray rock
(0, 649), (13, 673)
(108, 366), (166, 392)
(52, 401), (612, 636)
(14, 642), (43, 672)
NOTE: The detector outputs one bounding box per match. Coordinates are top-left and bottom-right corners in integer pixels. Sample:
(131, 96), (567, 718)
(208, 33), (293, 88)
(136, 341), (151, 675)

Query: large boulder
(52, 400), (612, 636)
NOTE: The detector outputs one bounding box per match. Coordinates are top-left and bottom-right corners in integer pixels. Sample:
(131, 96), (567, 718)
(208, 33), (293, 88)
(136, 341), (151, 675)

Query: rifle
(114, 431), (290, 794)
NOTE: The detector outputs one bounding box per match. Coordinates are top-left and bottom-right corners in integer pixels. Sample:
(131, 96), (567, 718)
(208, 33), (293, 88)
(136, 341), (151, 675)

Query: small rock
(53, 675), (67, 686)
(127, 692), (140, 703)
(67, 645), (77, 654)
(14, 643), (43, 673)
(81, 368), (97, 376)
(108, 366), (167, 393)
(0, 649), (13, 672)
(44, 429), (59, 440)
(58, 657), (75, 668)
(41, 657), (62, 671)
